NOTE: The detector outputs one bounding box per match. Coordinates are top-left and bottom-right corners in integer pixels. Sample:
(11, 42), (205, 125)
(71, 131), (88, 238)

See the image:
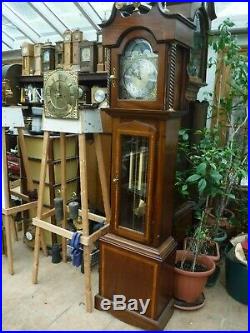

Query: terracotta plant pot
(183, 237), (220, 262)
(174, 250), (215, 303)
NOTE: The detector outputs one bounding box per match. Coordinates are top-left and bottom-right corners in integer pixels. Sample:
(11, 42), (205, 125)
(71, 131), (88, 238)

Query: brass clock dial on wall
(44, 70), (79, 120)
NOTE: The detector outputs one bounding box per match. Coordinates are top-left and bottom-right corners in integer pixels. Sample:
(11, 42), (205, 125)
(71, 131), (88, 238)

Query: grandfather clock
(95, 3), (205, 330)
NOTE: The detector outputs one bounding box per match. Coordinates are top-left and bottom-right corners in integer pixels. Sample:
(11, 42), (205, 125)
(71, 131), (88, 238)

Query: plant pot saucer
(174, 293), (205, 311)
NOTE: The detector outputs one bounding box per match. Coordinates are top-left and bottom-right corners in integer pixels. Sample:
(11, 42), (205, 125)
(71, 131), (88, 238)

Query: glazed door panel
(112, 120), (156, 243)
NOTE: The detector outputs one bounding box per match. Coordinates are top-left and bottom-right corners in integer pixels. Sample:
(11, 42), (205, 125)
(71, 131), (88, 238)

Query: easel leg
(40, 230), (48, 256)
(13, 218), (19, 241)
(84, 246), (93, 312)
(5, 215), (14, 275)
(60, 133), (67, 263)
(79, 134), (93, 312)
(32, 131), (50, 282)
(94, 134), (111, 223)
(32, 226), (41, 284)
(10, 216), (18, 242)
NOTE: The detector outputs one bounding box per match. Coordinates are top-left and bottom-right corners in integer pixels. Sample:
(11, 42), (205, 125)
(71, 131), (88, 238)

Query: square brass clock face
(44, 70), (79, 120)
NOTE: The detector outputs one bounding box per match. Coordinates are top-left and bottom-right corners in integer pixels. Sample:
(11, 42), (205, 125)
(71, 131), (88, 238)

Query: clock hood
(100, 2), (215, 48)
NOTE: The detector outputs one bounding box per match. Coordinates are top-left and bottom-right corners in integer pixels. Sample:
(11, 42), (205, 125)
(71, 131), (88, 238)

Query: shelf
(20, 102), (44, 107)
(19, 72), (108, 85)
(19, 75), (43, 84)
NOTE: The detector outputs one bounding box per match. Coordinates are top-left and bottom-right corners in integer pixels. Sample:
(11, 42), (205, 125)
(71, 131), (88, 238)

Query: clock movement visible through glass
(119, 135), (149, 233)
(119, 38), (158, 100)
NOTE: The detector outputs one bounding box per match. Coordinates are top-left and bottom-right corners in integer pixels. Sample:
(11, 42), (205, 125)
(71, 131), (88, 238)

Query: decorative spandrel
(119, 39), (158, 100)
(119, 135), (149, 233)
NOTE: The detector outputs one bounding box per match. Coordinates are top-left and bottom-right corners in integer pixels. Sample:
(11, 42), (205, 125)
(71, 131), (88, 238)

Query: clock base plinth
(95, 294), (174, 331)
(95, 233), (177, 330)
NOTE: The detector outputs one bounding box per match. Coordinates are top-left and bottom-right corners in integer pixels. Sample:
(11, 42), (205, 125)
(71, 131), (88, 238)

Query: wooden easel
(2, 107), (47, 275)
(32, 129), (111, 312)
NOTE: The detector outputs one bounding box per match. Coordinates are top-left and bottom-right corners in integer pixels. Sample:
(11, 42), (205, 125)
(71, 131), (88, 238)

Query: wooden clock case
(95, 3), (214, 330)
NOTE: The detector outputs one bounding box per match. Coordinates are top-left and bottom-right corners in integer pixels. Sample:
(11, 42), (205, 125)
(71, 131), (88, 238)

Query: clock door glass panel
(119, 39), (158, 100)
(119, 135), (149, 233)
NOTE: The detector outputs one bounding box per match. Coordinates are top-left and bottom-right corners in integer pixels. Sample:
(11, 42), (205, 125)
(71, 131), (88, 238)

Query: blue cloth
(70, 232), (82, 267)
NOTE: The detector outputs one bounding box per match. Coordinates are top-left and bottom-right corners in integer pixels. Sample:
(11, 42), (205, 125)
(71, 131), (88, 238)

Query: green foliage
(177, 19), (248, 270)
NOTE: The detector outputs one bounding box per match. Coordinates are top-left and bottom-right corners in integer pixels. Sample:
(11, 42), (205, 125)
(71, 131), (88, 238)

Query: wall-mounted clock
(63, 29), (73, 69)
(44, 70), (79, 119)
(79, 41), (97, 72)
(72, 29), (83, 66)
(55, 41), (64, 69)
(21, 43), (34, 76)
(41, 42), (55, 72)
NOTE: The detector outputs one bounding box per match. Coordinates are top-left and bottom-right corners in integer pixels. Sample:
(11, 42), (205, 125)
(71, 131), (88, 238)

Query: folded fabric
(70, 232), (82, 267)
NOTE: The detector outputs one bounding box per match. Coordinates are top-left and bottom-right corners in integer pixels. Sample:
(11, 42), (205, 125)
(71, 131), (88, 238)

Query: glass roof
(2, 2), (248, 52)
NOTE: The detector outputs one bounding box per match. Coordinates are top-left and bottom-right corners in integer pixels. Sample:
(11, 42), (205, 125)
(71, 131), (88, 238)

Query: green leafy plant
(207, 19), (248, 229)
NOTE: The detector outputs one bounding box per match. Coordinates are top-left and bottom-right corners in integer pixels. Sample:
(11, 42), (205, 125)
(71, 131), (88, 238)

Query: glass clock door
(112, 122), (156, 243)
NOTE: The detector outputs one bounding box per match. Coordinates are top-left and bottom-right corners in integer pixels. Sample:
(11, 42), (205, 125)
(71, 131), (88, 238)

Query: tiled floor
(2, 238), (248, 331)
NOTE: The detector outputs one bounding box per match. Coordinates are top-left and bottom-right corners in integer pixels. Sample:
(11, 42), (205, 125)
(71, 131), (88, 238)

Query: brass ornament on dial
(44, 70), (79, 119)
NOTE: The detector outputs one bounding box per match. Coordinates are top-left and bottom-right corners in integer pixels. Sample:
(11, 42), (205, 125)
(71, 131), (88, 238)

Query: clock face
(81, 47), (91, 62)
(22, 47), (28, 56)
(44, 70), (79, 119)
(43, 50), (50, 62)
(119, 39), (158, 100)
(94, 89), (106, 103)
(64, 33), (71, 42)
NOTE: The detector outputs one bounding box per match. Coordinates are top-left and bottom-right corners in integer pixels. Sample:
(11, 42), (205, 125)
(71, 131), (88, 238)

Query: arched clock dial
(44, 70), (79, 119)
(119, 38), (158, 100)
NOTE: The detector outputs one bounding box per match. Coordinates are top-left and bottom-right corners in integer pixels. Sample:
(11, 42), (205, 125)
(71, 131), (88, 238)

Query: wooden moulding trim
(32, 218), (109, 246)
(3, 201), (37, 216)
(100, 233), (177, 261)
(102, 108), (187, 119)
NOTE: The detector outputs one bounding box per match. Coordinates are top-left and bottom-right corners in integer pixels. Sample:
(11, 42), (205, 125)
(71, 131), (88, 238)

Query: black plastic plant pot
(225, 246), (248, 305)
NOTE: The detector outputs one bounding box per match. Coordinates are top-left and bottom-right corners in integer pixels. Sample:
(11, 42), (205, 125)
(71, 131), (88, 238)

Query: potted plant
(176, 127), (229, 244)
(205, 19), (248, 238)
(174, 222), (216, 305)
